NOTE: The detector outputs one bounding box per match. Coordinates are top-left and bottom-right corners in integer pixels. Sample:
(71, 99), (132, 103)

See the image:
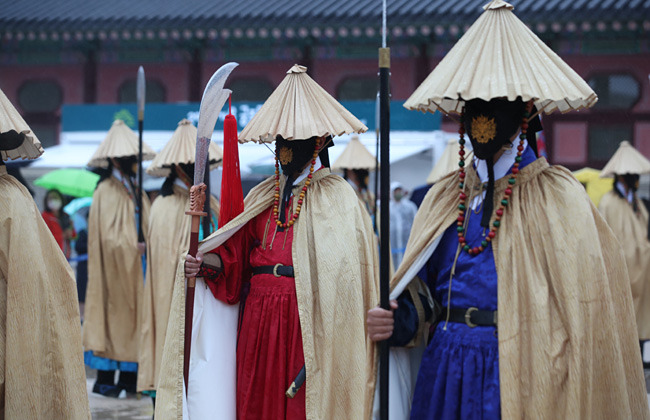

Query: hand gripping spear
(184, 62), (238, 394)
(136, 66), (145, 245)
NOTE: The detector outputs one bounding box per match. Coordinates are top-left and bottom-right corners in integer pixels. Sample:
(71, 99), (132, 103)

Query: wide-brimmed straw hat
(0, 87), (43, 161)
(331, 135), (376, 170)
(239, 64), (367, 143)
(87, 119), (156, 168)
(404, 0), (597, 116)
(147, 119), (223, 177)
(600, 141), (650, 178)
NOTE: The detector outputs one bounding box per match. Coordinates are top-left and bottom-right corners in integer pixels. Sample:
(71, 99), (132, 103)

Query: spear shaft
(137, 66), (145, 243)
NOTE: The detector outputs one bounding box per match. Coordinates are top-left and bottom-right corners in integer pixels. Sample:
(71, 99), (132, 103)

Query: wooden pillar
(83, 41), (98, 103)
(188, 43), (204, 102)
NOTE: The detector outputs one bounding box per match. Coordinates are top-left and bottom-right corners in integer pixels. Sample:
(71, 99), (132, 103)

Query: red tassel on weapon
(219, 94), (244, 226)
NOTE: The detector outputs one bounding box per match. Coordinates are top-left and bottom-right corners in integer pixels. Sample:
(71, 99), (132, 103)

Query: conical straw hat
(427, 138), (473, 184)
(239, 64), (367, 143)
(88, 119), (156, 168)
(147, 119), (223, 177)
(600, 141), (650, 178)
(331, 135), (377, 170)
(0, 87), (43, 161)
(404, 0), (597, 116)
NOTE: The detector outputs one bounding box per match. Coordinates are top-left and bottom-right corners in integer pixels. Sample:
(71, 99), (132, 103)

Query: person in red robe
(186, 137), (329, 419)
(159, 64), (378, 420)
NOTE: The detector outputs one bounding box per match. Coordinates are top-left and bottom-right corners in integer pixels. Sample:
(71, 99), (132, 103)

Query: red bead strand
(272, 138), (321, 228)
(456, 111), (530, 256)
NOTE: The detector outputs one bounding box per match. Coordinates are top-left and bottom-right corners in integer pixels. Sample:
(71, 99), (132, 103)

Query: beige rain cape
(390, 159), (649, 419)
(156, 169), (379, 420)
(599, 190), (650, 340)
(0, 167), (90, 419)
(83, 176), (150, 361)
(138, 186), (219, 392)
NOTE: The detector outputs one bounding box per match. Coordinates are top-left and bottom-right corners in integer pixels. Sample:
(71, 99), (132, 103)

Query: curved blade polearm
(193, 62), (239, 185)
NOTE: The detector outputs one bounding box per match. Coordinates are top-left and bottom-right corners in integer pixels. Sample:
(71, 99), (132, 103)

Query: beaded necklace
(456, 110), (530, 256)
(273, 138), (321, 228)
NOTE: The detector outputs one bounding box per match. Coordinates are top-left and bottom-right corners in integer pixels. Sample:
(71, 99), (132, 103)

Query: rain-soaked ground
(86, 368), (650, 419)
(87, 368), (153, 420)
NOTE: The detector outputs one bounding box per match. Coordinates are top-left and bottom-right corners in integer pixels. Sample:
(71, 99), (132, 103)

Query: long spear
(378, 0), (391, 418)
(136, 66), (145, 244)
(184, 62), (238, 393)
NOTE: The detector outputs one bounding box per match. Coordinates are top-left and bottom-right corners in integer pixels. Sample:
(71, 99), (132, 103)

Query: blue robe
(395, 145), (537, 420)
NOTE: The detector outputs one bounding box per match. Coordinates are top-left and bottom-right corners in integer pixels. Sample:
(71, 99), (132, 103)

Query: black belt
(251, 264), (294, 278)
(440, 307), (498, 328)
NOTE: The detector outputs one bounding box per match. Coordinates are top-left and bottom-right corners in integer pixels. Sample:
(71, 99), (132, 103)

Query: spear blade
(194, 62), (239, 185)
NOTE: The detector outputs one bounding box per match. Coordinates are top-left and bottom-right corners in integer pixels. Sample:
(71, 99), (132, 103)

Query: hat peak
(288, 64), (308, 74)
(483, 0), (514, 11)
(113, 119), (125, 126)
(620, 140), (631, 146)
(178, 118), (192, 126)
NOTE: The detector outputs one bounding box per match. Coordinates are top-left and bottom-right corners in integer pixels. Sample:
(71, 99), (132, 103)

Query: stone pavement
(87, 368), (153, 419)
(86, 368), (650, 418)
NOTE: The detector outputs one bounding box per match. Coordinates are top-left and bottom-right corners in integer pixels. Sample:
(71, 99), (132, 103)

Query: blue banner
(62, 100), (440, 133)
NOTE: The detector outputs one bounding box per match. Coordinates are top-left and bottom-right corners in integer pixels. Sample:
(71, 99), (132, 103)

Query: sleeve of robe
(205, 220), (255, 304)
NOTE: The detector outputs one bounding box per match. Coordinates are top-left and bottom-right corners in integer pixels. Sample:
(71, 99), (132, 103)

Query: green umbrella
(34, 168), (100, 198)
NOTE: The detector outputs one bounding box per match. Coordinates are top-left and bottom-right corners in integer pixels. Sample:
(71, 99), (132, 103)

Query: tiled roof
(1, 0), (648, 40)
(3, 0), (650, 26)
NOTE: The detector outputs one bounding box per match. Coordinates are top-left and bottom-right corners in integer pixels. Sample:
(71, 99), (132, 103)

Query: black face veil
(462, 98), (540, 228)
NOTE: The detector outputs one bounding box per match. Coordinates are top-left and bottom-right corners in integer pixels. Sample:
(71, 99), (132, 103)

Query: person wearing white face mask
(41, 188), (75, 258)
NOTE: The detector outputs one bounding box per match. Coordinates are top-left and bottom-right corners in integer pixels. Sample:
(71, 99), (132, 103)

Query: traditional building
(1, 0), (649, 169)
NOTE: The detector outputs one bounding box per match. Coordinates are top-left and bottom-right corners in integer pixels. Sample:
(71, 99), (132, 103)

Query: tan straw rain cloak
(599, 190), (650, 340)
(0, 166), (90, 419)
(391, 159), (649, 419)
(83, 176), (151, 361)
(137, 186), (219, 392)
(156, 170), (379, 420)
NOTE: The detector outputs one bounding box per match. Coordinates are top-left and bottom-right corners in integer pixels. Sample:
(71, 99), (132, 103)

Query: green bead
(458, 160), (465, 167)
(523, 111), (530, 118)
(508, 178), (516, 185)
(459, 182), (464, 189)
(458, 204), (466, 211)
(520, 133), (527, 140)
(493, 220), (501, 228)
(501, 199), (509, 206)
(515, 156), (522, 162)
(457, 226), (464, 233)
(459, 138), (466, 145)
(463, 245), (470, 252)
(481, 240), (488, 247)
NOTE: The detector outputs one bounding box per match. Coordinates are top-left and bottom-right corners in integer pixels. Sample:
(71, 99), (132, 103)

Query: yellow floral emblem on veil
(471, 115), (497, 144)
(279, 146), (293, 165)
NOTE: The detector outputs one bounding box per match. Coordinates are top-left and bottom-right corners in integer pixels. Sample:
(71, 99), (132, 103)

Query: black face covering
(464, 98), (526, 160)
(0, 130), (26, 152)
(275, 137), (317, 178)
(274, 136), (319, 229)
(463, 98), (527, 228)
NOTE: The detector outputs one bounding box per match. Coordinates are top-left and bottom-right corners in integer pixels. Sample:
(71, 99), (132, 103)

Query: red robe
(206, 202), (305, 420)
